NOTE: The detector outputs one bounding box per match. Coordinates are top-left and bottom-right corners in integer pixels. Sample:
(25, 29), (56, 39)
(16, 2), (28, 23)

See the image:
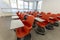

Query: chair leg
(33, 20), (37, 28)
(33, 23), (36, 28)
(53, 22), (59, 27)
(17, 37), (21, 40)
(46, 23), (54, 30)
(35, 27), (45, 35)
(24, 33), (31, 40)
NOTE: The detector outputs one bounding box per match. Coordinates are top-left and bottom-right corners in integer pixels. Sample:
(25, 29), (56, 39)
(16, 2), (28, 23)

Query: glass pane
(18, 0), (23, 9)
(10, 0), (16, 3)
(24, 2), (28, 5)
(37, 9), (41, 12)
(38, 1), (42, 9)
(29, 9), (34, 11)
(24, 9), (28, 12)
(10, 0), (17, 8)
(29, 2), (33, 10)
(12, 9), (18, 12)
(24, 2), (28, 9)
(11, 3), (17, 8)
(18, 10), (24, 12)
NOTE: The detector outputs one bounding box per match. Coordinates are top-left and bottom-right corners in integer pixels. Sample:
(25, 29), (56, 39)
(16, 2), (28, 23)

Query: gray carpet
(31, 23), (60, 40)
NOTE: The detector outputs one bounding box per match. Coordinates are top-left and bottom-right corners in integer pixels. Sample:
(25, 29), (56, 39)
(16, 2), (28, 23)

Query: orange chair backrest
(28, 11), (32, 15)
(50, 14), (57, 19)
(25, 15), (35, 26)
(57, 14), (60, 20)
(47, 12), (52, 18)
(57, 14), (60, 16)
(17, 12), (27, 20)
(40, 12), (49, 21)
(16, 11), (21, 16)
(47, 12), (51, 15)
(32, 12), (37, 17)
(40, 12), (46, 15)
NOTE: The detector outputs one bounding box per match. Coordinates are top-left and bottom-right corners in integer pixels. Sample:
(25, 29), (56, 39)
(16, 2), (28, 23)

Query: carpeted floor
(31, 22), (60, 40)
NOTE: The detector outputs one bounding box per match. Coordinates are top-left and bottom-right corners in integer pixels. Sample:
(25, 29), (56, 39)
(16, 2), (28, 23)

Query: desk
(0, 13), (16, 17)
(10, 17), (45, 29)
(12, 16), (19, 20)
(10, 20), (24, 29)
(49, 17), (54, 19)
(35, 17), (45, 22)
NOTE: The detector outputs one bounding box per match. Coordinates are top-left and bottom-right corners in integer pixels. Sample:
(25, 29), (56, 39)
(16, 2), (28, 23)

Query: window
(1, 0), (35, 12)
(10, 0), (17, 8)
(29, 2), (33, 10)
(24, 2), (28, 9)
(38, 1), (42, 11)
(18, 0), (23, 9)
(10, 0), (24, 12)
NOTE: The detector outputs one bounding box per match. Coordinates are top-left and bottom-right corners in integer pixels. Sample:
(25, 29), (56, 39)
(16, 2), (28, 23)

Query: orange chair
(46, 12), (60, 27)
(29, 11), (39, 17)
(38, 12), (47, 17)
(57, 14), (60, 20)
(16, 11), (21, 17)
(16, 15), (34, 38)
(38, 12), (48, 27)
(17, 12), (27, 20)
(28, 11), (33, 15)
(45, 13), (57, 29)
(35, 13), (49, 35)
(49, 14), (58, 23)
(40, 12), (46, 15)
(35, 12), (54, 35)
(48, 14), (59, 26)
(32, 13), (38, 17)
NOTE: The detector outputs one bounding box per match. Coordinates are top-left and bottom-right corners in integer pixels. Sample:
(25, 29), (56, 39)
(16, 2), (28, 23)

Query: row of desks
(10, 16), (45, 29)
(10, 16), (60, 29)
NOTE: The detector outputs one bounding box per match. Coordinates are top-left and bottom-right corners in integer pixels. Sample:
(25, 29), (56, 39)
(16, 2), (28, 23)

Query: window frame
(1, 0), (43, 12)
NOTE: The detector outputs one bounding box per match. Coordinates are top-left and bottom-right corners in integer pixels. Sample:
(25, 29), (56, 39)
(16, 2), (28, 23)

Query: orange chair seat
(16, 26), (31, 38)
(36, 21), (48, 28)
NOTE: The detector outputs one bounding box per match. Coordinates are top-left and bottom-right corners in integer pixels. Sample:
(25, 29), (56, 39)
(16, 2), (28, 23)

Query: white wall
(41, 0), (60, 13)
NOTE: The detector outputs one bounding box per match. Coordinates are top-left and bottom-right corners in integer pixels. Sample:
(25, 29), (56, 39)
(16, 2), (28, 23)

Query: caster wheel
(53, 22), (59, 27)
(32, 21), (37, 28)
(35, 27), (45, 35)
(14, 29), (16, 32)
(46, 24), (54, 30)
(32, 24), (36, 28)
(24, 33), (31, 40)
(17, 38), (21, 40)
